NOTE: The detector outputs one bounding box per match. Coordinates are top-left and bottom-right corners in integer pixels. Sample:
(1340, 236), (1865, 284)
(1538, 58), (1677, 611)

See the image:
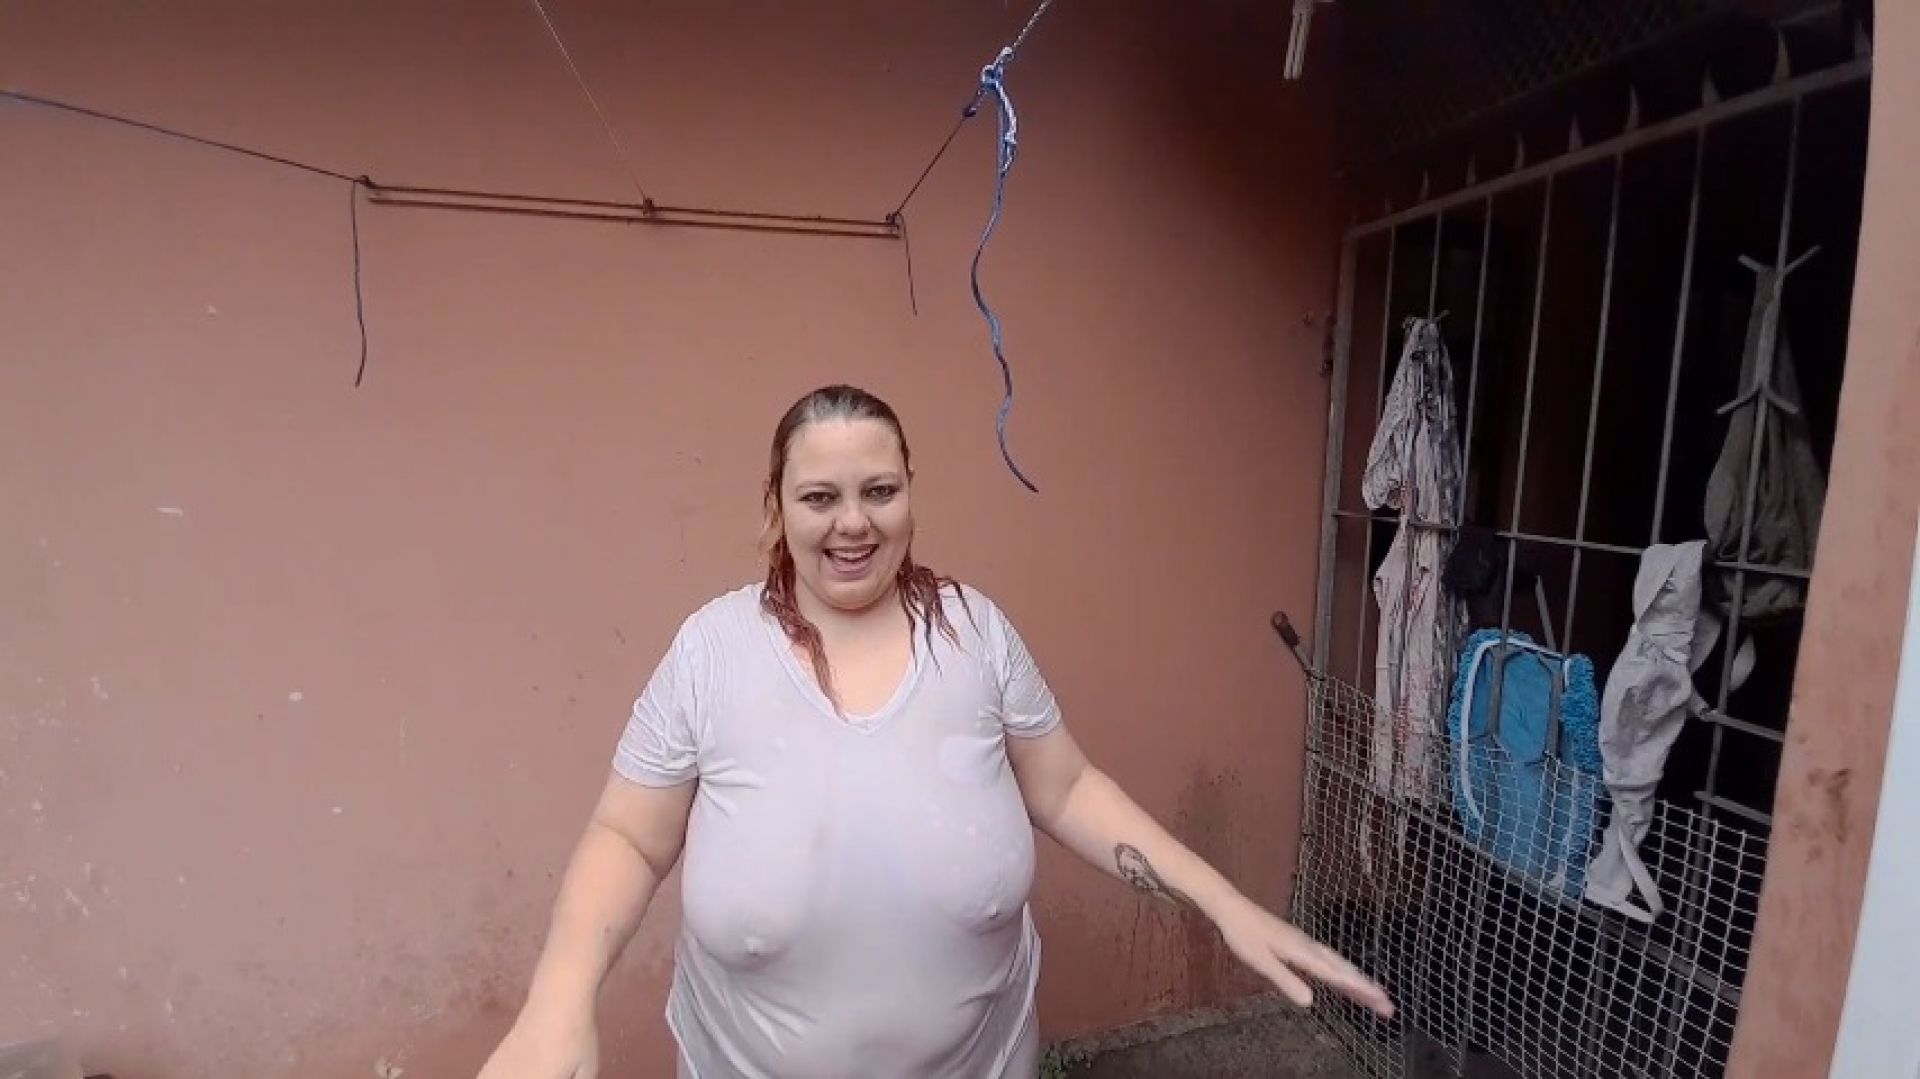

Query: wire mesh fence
(1294, 672), (1768, 1079)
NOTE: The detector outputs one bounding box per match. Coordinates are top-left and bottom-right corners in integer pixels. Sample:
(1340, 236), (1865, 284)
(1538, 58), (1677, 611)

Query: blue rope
(968, 48), (1041, 494)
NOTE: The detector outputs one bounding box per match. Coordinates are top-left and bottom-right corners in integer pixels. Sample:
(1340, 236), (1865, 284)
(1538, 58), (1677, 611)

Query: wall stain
(1174, 767), (1241, 1009)
(1814, 767), (1852, 843)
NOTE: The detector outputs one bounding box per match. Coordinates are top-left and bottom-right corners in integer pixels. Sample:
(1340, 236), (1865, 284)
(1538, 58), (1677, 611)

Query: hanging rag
(1703, 253), (1827, 622)
(1583, 541), (1722, 923)
(1447, 628), (1603, 900)
(1362, 317), (1465, 802)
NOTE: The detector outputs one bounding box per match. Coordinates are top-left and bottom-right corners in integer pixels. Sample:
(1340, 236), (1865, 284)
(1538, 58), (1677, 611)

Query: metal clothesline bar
(1328, 510), (1815, 581)
(364, 184), (902, 239)
(2, 90), (906, 241)
(1344, 57), (1870, 240)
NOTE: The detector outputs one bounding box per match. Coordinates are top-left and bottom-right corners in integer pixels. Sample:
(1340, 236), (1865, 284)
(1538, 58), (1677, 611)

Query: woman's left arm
(1008, 724), (1395, 1019)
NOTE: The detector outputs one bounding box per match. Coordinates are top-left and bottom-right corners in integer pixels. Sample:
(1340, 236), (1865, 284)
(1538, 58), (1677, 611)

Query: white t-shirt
(613, 581), (1063, 1079)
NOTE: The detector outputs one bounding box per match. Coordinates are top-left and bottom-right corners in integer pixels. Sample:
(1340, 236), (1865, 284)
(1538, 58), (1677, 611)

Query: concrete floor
(1074, 1008), (1357, 1079)
(1057, 1000), (1523, 1079)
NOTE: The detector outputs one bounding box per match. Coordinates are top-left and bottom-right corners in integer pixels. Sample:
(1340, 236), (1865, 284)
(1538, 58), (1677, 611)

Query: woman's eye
(800, 491), (833, 507)
(866, 485), (898, 501)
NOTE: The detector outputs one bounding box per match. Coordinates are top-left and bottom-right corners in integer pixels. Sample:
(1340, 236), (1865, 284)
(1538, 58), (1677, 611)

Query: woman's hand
(475, 779), (693, 1079)
(475, 1006), (599, 1079)
(1213, 896), (1395, 1019)
(1005, 728), (1395, 1020)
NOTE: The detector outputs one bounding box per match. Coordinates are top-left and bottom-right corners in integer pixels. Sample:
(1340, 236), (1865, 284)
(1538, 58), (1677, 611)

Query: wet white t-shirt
(613, 581), (1063, 1079)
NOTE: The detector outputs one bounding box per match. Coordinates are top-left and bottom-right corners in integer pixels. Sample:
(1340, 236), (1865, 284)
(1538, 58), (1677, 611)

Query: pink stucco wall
(0, 2), (1345, 1075)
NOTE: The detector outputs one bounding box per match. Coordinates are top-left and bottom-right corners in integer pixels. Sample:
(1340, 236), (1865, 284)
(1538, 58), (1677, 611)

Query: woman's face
(778, 418), (913, 614)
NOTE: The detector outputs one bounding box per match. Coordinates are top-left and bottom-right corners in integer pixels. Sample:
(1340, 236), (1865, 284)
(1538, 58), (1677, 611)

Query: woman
(478, 385), (1392, 1079)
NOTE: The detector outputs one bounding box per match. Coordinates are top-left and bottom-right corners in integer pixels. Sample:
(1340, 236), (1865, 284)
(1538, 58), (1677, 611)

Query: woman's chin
(805, 561), (900, 612)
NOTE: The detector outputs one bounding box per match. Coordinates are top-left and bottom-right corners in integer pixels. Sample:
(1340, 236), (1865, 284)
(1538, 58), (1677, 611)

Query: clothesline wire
(3, 0), (1064, 242)
(890, 0), (1057, 216)
(0, 89), (380, 384)
(3, 0), (1062, 431)
(897, 212), (920, 315)
(527, 0), (653, 207)
(3, 1), (1065, 234)
(0, 88), (895, 235)
(0, 89), (360, 182)
(891, 115), (973, 218)
(349, 179), (372, 387)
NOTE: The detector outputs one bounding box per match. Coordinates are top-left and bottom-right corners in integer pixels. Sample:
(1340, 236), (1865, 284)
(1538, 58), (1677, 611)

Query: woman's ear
(757, 492), (785, 554)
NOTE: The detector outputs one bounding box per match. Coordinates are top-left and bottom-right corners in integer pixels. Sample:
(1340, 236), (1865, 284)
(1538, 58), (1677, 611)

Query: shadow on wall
(1115, 0), (1345, 300)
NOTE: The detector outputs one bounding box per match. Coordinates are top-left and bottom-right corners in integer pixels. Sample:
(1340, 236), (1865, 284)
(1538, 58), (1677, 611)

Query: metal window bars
(1290, 47), (1871, 1079)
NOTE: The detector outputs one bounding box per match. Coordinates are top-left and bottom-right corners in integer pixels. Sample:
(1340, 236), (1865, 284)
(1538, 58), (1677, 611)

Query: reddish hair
(760, 385), (966, 706)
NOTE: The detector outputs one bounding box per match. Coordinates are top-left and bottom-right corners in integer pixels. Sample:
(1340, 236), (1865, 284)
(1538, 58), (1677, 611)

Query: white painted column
(1831, 512), (1920, 1079)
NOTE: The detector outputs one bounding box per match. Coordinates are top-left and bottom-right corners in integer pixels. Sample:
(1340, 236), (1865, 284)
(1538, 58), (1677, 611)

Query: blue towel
(1446, 629), (1603, 899)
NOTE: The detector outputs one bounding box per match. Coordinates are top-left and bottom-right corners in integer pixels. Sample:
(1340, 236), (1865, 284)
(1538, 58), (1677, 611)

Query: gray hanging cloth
(1584, 542), (1721, 922)
(1702, 251), (1828, 622)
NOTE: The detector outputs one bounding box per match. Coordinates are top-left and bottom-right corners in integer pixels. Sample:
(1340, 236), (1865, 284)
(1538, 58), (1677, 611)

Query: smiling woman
(756, 385), (964, 714)
(475, 385), (1392, 1079)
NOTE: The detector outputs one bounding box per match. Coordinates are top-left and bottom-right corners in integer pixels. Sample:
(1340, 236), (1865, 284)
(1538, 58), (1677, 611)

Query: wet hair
(760, 385), (966, 706)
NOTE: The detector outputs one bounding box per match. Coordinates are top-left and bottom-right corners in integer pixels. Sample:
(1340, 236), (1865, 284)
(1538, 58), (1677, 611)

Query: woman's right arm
(477, 774), (696, 1079)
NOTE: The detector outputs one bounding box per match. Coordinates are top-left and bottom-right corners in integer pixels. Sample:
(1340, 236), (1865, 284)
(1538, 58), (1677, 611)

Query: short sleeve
(985, 597), (1063, 739)
(612, 617), (706, 786)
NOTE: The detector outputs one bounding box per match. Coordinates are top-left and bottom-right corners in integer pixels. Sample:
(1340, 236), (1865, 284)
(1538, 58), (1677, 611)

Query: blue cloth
(968, 48), (1040, 494)
(1446, 629), (1603, 899)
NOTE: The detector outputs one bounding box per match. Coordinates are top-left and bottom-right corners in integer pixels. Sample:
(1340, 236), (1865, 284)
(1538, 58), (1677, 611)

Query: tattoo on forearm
(1115, 844), (1193, 908)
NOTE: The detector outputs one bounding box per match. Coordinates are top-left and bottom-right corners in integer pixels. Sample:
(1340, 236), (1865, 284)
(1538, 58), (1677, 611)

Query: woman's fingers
(1238, 938), (1317, 1008)
(1219, 903), (1397, 1019)
(1276, 936), (1395, 1019)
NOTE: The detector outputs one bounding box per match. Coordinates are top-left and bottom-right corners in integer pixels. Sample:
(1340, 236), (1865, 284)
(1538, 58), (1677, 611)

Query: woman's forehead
(785, 419), (906, 478)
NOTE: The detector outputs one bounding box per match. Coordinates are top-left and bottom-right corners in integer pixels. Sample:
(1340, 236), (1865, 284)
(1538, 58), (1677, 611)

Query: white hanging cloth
(1362, 317), (1465, 803)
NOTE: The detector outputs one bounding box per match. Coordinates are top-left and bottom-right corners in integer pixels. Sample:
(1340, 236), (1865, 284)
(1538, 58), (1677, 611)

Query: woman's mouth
(824, 544), (879, 579)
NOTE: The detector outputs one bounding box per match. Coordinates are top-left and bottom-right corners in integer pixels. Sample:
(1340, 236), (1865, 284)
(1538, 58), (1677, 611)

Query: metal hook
(1716, 247), (1821, 417)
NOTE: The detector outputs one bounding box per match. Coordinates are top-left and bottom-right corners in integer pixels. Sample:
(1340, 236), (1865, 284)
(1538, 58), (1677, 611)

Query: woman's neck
(796, 580), (903, 640)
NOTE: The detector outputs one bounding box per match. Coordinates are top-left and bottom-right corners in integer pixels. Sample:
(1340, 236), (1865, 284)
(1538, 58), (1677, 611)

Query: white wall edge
(1831, 510), (1920, 1079)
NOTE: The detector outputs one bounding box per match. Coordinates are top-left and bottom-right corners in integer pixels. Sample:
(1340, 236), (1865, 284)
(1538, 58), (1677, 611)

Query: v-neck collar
(757, 586), (922, 734)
